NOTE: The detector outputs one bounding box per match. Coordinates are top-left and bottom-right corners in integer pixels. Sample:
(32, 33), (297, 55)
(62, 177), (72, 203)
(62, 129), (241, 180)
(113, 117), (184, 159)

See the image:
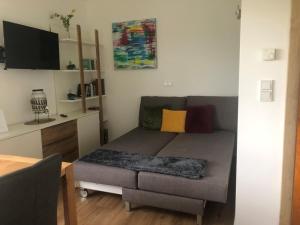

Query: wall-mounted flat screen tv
(3, 21), (60, 70)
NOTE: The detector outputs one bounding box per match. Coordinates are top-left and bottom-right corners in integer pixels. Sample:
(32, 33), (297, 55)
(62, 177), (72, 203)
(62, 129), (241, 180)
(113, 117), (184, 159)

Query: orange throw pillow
(161, 109), (187, 133)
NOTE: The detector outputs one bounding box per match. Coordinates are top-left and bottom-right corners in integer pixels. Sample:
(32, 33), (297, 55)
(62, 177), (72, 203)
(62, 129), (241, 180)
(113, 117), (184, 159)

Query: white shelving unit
(56, 33), (103, 114)
(60, 38), (95, 46)
(59, 95), (106, 103)
(56, 26), (106, 145)
(58, 70), (97, 73)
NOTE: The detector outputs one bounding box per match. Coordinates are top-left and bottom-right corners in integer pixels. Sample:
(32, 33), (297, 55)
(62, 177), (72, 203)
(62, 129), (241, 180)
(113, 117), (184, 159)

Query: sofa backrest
(187, 96), (238, 132)
(139, 96), (186, 126)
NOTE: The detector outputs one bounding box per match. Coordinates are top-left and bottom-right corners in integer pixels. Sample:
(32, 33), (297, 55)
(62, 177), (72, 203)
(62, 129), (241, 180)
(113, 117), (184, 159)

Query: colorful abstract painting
(112, 18), (157, 70)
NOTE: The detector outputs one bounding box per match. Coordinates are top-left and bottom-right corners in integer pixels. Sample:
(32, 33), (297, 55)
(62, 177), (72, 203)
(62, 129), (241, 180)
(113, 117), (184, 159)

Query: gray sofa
(74, 96), (238, 225)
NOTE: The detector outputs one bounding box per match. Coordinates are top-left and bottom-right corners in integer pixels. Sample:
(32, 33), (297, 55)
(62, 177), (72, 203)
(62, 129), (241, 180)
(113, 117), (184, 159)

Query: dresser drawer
(42, 120), (79, 162)
(63, 150), (79, 162)
(43, 135), (78, 157)
(41, 120), (77, 146)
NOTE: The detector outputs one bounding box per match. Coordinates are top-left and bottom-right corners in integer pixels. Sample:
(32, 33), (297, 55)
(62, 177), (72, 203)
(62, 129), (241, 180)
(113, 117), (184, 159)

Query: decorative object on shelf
(50, 9), (75, 38)
(0, 110), (8, 133)
(76, 79), (105, 98)
(66, 60), (76, 70)
(91, 79), (105, 96)
(91, 80), (98, 95)
(67, 93), (78, 100)
(26, 89), (55, 125)
(82, 58), (95, 70)
(112, 18), (157, 70)
(31, 89), (48, 113)
(85, 84), (91, 97)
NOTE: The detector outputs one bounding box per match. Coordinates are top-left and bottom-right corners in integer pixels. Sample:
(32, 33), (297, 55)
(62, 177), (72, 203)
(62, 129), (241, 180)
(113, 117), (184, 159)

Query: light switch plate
(260, 90), (273, 102)
(0, 110), (8, 133)
(261, 80), (273, 90)
(163, 81), (173, 87)
(259, 80), (274, 102)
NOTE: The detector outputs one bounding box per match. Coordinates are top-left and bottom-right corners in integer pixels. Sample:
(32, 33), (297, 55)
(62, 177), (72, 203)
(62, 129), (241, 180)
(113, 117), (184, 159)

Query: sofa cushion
(138, 131), (235, 203)
(161, 109), (187, 133)
(74, 127), (177, 189)
(139, 96), (186, 127)
(187, 96), (238, 132)
(103, 127), (177, 155)
(142, 106), (164, 130)
(74, 161), (137, 188)
(185, 105), (214, 133)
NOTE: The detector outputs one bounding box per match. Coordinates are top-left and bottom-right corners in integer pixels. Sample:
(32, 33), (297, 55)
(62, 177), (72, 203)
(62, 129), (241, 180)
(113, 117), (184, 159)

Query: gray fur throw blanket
(79, 149), (207, 179)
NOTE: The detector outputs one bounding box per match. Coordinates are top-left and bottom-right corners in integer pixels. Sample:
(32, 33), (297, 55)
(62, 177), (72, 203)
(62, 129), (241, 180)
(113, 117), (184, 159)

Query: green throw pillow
(142, 106), (164, 130)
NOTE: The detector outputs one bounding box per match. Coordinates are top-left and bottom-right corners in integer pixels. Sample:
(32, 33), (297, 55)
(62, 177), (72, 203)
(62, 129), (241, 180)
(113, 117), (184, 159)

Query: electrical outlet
(163, 81), (173, 87)
(262, 49), (276, 61)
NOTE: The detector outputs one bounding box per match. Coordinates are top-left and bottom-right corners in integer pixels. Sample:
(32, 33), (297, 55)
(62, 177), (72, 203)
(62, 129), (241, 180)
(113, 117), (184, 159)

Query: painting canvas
(112, 18), (157, 70)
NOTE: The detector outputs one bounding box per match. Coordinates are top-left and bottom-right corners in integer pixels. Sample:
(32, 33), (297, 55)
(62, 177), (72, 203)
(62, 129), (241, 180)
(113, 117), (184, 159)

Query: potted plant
(50, 9), (75, 38)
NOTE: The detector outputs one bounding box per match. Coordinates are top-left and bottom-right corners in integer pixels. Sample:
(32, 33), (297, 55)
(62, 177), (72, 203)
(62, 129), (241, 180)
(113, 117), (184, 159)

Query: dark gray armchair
(0, 154), (62, 225)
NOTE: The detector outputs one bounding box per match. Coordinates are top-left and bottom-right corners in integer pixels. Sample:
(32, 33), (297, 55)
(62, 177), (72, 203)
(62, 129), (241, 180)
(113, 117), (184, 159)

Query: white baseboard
(76, 181), (122, 195)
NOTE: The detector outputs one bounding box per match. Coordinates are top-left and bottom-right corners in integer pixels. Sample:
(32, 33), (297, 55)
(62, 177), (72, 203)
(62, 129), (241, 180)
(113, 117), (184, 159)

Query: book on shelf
(77, 78), (105, 98)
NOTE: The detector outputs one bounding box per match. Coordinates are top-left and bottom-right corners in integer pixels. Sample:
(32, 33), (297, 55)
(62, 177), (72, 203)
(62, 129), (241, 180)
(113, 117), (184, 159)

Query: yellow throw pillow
(161, 109), (187, 133)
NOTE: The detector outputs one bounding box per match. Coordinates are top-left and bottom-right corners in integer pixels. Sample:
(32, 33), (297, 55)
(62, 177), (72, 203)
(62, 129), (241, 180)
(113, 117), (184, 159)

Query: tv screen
(3, 21), (60, 70)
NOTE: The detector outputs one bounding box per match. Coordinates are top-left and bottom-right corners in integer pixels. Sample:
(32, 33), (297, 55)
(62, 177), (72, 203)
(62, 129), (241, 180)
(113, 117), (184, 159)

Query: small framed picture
(0, 110), (8, 133)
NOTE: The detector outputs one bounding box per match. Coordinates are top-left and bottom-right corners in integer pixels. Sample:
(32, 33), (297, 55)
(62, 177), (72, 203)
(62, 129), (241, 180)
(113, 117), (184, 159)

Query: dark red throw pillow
(185, 105), (214, 133)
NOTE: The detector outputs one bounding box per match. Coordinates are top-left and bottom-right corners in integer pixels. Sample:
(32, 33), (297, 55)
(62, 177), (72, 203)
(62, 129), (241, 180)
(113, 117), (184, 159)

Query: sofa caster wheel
(80, 188), (88, 198)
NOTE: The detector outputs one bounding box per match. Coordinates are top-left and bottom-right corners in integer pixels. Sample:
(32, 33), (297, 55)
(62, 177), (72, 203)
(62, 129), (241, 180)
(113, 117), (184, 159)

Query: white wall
(1, 0), (295, 224)
(235, 0), (292, 224)
(0, 0), (88, 124)
(85, 0), (241, 139)
(0, 0), (240, 137)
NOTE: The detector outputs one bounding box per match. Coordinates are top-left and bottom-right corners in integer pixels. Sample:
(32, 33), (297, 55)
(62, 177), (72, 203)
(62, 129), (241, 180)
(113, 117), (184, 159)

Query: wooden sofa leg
(197, 200), (206, 225)
(124, 201), (131, 212)
(196, 214), (203, 225)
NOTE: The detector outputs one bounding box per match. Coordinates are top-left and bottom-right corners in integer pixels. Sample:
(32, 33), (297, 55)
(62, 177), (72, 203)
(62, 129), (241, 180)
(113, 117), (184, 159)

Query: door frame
(280, 0), (300, 224)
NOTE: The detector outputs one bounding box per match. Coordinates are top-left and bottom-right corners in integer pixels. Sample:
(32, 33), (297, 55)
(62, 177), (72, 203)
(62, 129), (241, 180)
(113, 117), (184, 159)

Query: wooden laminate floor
(59, 191), (234, 225)
(58, 163), (236, 225)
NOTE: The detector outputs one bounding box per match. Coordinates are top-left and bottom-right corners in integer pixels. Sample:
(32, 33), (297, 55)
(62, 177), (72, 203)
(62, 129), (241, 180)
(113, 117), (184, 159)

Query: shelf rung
(60, 38), (95, 46)
(59, 95), (106, 103)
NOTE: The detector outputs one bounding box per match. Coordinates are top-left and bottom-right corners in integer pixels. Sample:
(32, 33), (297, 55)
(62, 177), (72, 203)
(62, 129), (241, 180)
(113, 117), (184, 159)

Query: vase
(31, 89), (48, 114)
